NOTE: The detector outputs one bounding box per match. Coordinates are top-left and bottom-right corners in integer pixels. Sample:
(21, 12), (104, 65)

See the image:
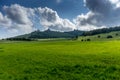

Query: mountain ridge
(6, 26), (120, 40)
(13, 29), (84, 39)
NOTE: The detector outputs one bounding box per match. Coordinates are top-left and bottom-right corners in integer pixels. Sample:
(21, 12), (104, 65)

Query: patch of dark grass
(24, 69), (32, 74)
(23, 76), (29, 80)
(8, 76), (13, 79)
(0, 50), (4, 52)
(105, 66), (117, 73)
(0, 72), (3, 74)
(23, 66), (44, 75)
(0, 48), (3, 49)
(47, 64), (120, 80)
(0, 47), (4, 52)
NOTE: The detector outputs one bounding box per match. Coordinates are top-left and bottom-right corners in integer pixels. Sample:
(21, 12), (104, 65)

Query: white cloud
(109, 0), (120, 8)
(74, 0), (120, 31)
(37, 7), (76, 31)
(0, 4), (76, 38)
(4, 4), (31, 24)
(0, 12), (11, 28)
(3, 4), (34, 33)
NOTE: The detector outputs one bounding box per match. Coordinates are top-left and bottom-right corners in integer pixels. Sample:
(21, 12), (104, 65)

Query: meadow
(0, 40), (120, 80)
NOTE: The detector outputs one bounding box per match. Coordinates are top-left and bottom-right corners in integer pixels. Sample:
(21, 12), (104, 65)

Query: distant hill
(79, 31), (120, 41)
(82, 26), (120, 36)
(79, 26), (120, 41)
(11, 29), (84, 39)
(7, 26), (120, 41)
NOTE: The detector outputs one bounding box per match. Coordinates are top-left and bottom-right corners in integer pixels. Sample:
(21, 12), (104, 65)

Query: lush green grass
(0, 40), (120, 80)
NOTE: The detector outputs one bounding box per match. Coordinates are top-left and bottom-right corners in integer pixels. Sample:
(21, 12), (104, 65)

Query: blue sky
(0, 0), (87, 19)
(1, 0), (120, 38)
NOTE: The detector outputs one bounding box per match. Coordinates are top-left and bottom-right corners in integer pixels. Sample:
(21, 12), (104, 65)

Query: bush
(6, 38), (33, 41)
(81, 39), (84, 42)
(98, 35), (101, 38)
(87, 39), (91, 41)
(116, 33), (118, 36)
(107, 35), (113, 38)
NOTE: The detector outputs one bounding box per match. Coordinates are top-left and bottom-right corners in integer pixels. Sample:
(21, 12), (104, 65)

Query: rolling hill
(5, 26), (120, 41)
(79, 31), (120, 41)
(10, 29), (84, 39)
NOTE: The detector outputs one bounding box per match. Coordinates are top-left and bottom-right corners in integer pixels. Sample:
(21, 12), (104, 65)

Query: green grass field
(0, 40), (120, 80)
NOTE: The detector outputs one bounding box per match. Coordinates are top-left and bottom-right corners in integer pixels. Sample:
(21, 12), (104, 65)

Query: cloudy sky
(0, 0), (120, 38)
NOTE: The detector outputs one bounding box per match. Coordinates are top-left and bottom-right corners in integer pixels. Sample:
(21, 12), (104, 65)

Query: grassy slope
(79, 31), (120, 41)
(0, 41), (120, 80)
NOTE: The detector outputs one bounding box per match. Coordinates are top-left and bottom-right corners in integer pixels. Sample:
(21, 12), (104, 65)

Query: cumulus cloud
(75, 0), (120, 31)
(0, 12), (11, 28)
(37, 7), (76, 31)
(4, 5), (31, 24)
(0, 4), (35, 38)
(109, 0), (120, 8)
(0, 4), (76, 38)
